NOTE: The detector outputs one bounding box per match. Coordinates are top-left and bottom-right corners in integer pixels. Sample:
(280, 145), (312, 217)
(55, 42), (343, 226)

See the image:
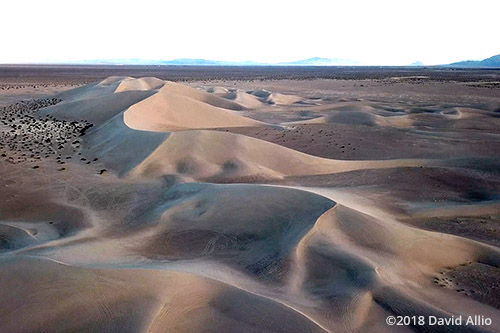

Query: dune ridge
(130, 130), (433, 181)
(123, 90), (263, 132)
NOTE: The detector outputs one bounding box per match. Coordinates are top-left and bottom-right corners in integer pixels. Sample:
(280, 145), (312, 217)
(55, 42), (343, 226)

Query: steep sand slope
(130, 130), (432, 180)
(39, 90), (156, 125)
(57, 76), (129, 101)
(280, 186), (500, 331)
(123, 90), (263, 132)
(82, 113), (168, 176)
(137, 183), (335, 276)
(41, 77), (265, 132)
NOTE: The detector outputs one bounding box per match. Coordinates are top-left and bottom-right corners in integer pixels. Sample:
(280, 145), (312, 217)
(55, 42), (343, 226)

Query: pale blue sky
(2, 0), (499, 65)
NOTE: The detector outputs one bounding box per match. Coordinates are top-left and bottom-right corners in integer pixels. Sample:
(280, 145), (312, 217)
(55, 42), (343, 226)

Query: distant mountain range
(279, 57), (361, 66)
(47, 55), (500, 67)
(57, 57), (361, 66)
(160, 57), (361, 66)
(444, 54), (500, 68)
(158, 58), (262, 66)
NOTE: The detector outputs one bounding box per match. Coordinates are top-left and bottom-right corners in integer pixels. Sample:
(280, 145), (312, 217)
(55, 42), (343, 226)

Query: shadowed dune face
(138, 183), (335, 280)
(129, 129), (431, 181)
(82, 113), (169, 176)
(0, 187), (93, 252)
(39, 90), (156, 125)
(43, 77), (265, 133)
(1, 75), (500, 332)
(0, 257), (327, 333)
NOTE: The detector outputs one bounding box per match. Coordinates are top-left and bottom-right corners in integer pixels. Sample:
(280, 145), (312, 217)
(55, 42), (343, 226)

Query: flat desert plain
(1, 66), (500, 332)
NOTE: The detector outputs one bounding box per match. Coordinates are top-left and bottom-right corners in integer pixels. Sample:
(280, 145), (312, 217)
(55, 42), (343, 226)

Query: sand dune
(82, 113), (168, 176)
(57, 76), (129, 101)
(43, 77), (265, 132)
(211, 89), (265, 109)
(268, 92), (303, 105)
(283, 188), (500, 331)
(123, 90), (263, 132)
(288, 103), (414, 127)
(137, 183), (335, 278)
(7, 181), (497, 332)
(130, 130), (432, 180)
(0, 257), (326, 332)
(247, 89), (303, 105)
(302, 111), (413, 127)
(453, 107), (500, 119)
(160, 81), (246, 110)
(40, 90), (155, 125)
(114, 77), (165, 93)
(206, 86), (230, 94)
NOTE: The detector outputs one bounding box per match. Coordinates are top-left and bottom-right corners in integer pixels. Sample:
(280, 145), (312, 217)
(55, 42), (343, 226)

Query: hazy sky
(2, 0), (499, 65)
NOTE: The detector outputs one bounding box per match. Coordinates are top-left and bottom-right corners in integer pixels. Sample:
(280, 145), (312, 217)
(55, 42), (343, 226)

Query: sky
(2, 0), (499, 65)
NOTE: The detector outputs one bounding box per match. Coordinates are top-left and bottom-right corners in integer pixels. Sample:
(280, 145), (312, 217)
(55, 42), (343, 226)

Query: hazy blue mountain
(56, 57), (361, 66)
(280, 57), (360, 66)
(445, 54), (500, 68)
(159, 58), (262, 66)
(409, 61), (424, 66)
(160, 57), (360, 66)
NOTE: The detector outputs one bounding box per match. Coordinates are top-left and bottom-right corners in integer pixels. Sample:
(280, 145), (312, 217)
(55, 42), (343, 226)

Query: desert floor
(1, 67), (500, 332)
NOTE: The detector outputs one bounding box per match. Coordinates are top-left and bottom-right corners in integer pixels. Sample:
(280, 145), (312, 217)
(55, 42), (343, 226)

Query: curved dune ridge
(248, 89), (304, 105)
(207, 87), (305, 108)
(286, 102), (414, 128)
(114, 77), (166, 93)
(123, 89), (263, 132)
(294, 111), (414, 128)
(130, 130), (432, 180)
(2, 77), (500, 332)
(209, 88), (265, 109)
(45, 76), (266, 132)
(40, 90), (156, 125)
(160, 81), (247, 110)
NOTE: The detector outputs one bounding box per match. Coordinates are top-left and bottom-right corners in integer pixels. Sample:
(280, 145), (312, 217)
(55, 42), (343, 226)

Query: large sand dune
(130, 130), (432, 181)
(123, 90), (263, 132)
(44, 77), (265, 132)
